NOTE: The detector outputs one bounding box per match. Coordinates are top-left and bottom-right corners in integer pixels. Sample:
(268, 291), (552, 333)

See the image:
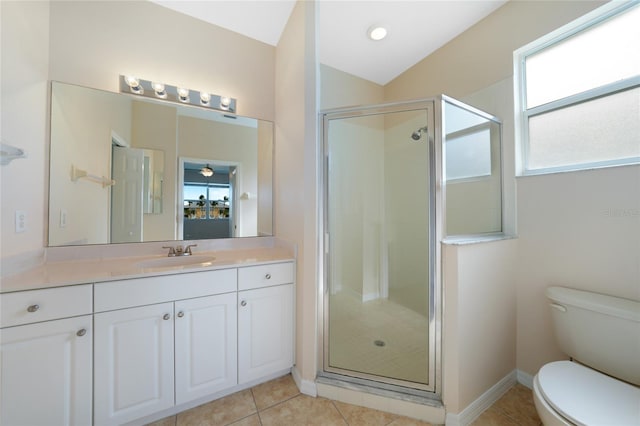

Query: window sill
(442, 233), (516, 246)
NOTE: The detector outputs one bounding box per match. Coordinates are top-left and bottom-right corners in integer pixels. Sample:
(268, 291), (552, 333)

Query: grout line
(249, 386), (263, 425)
(330, 400), (350, 425)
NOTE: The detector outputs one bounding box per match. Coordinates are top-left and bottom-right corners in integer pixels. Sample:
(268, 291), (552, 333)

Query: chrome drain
(373, 340), (386, 347)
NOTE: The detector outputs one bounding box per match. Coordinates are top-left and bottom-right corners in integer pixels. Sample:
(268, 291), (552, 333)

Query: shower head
(411, 126), (428, 141)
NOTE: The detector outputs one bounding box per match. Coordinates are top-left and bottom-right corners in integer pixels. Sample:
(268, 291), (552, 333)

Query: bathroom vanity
(0, 244), (295, 425)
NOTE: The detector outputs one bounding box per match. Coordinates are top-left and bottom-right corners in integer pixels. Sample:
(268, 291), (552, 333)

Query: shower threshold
(316, 371), (442, 407)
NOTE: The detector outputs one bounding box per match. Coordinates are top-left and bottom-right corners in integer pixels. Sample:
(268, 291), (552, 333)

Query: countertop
(0, 247), (295, 293)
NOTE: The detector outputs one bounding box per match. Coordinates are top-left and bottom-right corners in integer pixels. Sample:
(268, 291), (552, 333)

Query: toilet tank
(546, 286), (640, 386)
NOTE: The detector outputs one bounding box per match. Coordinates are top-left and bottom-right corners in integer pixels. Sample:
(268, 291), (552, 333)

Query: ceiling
(152, 0), (507, 85)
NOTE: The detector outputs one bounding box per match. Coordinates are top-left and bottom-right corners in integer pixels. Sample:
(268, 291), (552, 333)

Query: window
(183, 183), (230, 219)
(445, 99), (493, 181)
(515, 2), (640, 174)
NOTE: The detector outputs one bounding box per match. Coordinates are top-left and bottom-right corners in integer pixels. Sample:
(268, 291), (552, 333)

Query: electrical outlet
(15, 210), (26, 233)
(60, 209), (68, 228)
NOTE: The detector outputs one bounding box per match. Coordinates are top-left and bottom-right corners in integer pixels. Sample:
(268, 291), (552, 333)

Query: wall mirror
(48, 81), (273, 247)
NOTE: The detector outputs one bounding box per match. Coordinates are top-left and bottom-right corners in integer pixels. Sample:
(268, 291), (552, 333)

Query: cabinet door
(1, 315), (92, 426)
(94, 303), (174, 425)
(175, 293), (238, 404)
(238, 284), (294, 384)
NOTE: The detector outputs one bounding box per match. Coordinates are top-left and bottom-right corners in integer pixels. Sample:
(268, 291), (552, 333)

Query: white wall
(320, 64), (384, 110)
(1, 1), (50, 260)
(383, 111), (431, 316)
(443, 239), (517, 413)
(516, 165), (640, 376)
(132, 101), (177, 242)
(275, 0), (318, 385)
(178, 116), (258, 237)
(384, 0), (612, 415)
(327, 116), (385, 299)
(257, 121), (273, 236)
(0, 0), (276, 263)
(49, 82), (131, 246)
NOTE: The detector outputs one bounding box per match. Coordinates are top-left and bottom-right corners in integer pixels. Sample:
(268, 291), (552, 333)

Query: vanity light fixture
(200, 165), (214, 177)
(367, 25), (388, 41)
(119, 75), (237, 113)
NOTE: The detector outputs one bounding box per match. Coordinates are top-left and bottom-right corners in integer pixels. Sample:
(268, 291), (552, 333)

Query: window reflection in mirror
(444, 100), (502, 236)
(182, 162), (234, 240)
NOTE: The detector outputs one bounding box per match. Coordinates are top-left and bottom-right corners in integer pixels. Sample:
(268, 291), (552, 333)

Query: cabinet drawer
(94, 268), (237, 312)
(0, 285), (93, 328)
(238, 262), (294, 291)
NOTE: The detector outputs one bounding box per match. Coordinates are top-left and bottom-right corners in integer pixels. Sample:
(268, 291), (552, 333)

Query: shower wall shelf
(71, 165), (116, 188)
(0, 142), (26, 166)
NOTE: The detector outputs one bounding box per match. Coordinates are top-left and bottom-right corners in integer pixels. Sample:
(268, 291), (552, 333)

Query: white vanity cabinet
(93, 269), (238, 425)
(94, 302), (175, 425)
(174, 292), (237, 404)
(0, 285), (93, 426)
(238, 263), (294, 384)
(1, 257), (294, 426)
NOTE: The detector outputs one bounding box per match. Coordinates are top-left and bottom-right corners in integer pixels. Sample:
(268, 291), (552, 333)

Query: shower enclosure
(320, 96), (502, 396)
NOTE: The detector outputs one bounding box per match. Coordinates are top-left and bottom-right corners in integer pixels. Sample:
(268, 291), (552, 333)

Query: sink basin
(136, 255), (216, 269)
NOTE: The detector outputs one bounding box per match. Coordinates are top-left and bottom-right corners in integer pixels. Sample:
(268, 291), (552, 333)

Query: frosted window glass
(526, 5), (640, 108)
(528, 87), (640, 170)
(445, 101), (487, 134)
(446, 129), (491, 180)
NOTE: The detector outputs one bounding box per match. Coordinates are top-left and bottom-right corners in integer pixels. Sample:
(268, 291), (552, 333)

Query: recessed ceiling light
(367, 25), (388, 41)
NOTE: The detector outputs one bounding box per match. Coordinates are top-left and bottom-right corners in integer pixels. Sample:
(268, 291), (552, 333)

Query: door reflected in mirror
(48, 81), (273, 247)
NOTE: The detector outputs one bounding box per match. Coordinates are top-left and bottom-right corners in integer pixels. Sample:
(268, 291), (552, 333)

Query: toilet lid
(537, 361), (640, 426)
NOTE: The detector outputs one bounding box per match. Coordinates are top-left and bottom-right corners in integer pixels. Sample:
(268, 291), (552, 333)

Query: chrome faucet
(162, 246), (177, 257)
(162, 244), (197, 257)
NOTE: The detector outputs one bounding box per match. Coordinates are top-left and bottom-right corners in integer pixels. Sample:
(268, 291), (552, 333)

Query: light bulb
(220, 96), (231, 109)
(200, 92), (211, 105)
(177, 87), (189, 102)
(367, 25), (388, 41)
(124, 75), (139, 88)
(151, 82), (166, 98)
(124, 75), (143, 94)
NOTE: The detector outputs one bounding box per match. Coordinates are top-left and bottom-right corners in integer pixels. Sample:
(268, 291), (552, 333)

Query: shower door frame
(318, 99), (443, 396)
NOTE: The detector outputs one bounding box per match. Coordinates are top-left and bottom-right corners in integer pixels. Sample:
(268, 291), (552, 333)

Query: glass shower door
(323, 103), (435, 390)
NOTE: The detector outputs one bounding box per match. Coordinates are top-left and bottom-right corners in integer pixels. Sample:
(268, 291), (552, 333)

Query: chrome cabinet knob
(240, 300), (247, 307)
(265, 273), (271, 280)
(177, 311), (184, 318)
(77, 329), (87, 337)
(163, 313), (171, 320)
(27, 304), (39, 313)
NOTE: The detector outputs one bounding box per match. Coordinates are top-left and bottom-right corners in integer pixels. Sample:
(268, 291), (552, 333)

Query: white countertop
(0, 247), (295, 293)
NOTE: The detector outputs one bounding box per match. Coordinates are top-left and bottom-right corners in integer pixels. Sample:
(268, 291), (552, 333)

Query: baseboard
(445, 370), (517, 426)
(517, 369), (534, 389)
(292, 366), (317, 397)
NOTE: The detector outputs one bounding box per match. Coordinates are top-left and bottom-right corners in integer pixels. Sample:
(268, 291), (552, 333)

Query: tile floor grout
(149, 375), (540, 426)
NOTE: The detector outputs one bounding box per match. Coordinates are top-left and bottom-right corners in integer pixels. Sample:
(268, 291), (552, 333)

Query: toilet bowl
(534, 287), (640, 426)
(533, 361), (640, 426)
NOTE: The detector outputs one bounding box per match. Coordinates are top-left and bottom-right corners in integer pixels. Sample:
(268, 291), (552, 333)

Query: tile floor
(148, 374), (541, 426)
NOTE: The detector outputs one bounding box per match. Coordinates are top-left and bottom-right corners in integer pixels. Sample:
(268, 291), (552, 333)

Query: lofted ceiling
(152, 0), (507, 85)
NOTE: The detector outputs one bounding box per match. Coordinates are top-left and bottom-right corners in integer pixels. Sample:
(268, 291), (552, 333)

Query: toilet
(533, 286), (640, 426)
